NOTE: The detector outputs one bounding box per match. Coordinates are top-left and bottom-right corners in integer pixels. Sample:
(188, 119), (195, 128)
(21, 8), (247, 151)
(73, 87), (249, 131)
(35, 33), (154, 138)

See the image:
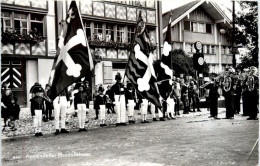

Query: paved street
(2, 110), (258, 166)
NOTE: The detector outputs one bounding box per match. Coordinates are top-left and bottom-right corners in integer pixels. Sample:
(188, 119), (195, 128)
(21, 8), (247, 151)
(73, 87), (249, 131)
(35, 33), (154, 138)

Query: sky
(161, 0), (241, 20)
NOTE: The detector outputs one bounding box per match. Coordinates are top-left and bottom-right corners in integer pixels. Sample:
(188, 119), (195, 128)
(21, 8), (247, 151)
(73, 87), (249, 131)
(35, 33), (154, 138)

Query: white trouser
(115, 95), (126, 123)
(99, 105), (106, 120)
(141, 99), (148, 115)
(167, 98), (175, 117)
(54, 96), (67, 130)
(127, 100), (135, 117)
(77, 104), (87, 129)
(33, 109), (42, 133)
(150, 103), (156, 118)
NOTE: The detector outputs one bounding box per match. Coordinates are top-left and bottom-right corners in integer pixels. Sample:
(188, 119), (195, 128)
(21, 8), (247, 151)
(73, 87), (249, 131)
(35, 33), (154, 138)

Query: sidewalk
(1, 107), (225, 139)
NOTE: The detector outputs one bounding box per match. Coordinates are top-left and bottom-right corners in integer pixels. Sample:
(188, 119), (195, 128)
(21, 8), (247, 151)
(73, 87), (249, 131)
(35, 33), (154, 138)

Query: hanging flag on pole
(48, 1), (93, 100)
(156, 11), (173, 100)
(125, 12), (161, 108)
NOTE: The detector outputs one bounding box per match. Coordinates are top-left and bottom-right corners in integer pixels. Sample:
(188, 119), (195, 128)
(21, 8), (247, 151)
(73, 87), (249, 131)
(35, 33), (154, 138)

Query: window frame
(105, 23), (114, 42)
(127, 26), (135, 43)
(94, 22), (103, 40)
(117, 25), (125, 43)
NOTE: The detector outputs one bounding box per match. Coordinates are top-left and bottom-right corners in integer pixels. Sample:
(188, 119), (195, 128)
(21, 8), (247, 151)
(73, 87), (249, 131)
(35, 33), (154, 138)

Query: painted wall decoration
(1, 42), (13, 54)
(95, 48), (106, 59)
(14, 0), (30, 6)
(15, 43), (30, 55)
(118, 49), (128, 59)
(32, 41), (46, 55)
(80, 0), (92, 15)
(127, 7), (136, 21)
(31, 1), (47, 9)
(93, 1), (104, 17)
(1, 0), (14, 4)
(146, 0), (155, 8)
(107, 48), (117, 59)
(137, 9), (146, 22)
(105, 3), (115, 18)
(147, 10), (156, 24)
(116, 6), (126, 20)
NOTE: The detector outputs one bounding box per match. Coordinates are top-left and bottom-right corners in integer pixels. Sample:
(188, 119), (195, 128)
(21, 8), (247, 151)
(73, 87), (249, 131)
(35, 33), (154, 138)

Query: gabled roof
(163, 0), (232, 33)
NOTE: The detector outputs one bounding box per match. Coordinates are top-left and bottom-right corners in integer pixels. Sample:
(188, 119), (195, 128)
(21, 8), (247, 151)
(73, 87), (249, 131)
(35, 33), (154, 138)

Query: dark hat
(30, 83), (44, 93)
(127, 82), (133, 89)
(98, 86), (104, 92)
(31, 86), (44, 93)
(75, 82), (85, 89)
(115, 72), (122, 80)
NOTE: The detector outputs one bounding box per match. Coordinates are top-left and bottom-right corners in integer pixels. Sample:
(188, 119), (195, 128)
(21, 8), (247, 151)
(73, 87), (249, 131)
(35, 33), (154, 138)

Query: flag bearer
(74, 82), (88, 132)
(30, 84), (45, 137)
(111, 73), (127, 126)
(53, 88), (70, 135)
(125, 82), (136, 123)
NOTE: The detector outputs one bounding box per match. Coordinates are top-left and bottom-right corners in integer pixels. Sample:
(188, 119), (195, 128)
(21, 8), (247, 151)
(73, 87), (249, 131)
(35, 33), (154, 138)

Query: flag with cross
(49, 1), (93, 100)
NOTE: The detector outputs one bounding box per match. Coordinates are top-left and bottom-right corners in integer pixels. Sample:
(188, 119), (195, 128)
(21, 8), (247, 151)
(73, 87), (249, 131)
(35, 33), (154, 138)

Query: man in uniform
(74, 82), (88, 131)
(53, 88), (70, 135)
(111, 73), (127, 126)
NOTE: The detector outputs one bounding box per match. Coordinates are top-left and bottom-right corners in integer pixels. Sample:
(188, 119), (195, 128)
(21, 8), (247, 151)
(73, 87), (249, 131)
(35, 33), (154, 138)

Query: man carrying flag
(48, 1), (93, 135)
(125, 11), (161, 111)
(155, 11), (174, 119)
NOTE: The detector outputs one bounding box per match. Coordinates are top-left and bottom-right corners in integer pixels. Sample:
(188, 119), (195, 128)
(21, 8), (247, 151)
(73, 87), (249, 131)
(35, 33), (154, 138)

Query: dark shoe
(159, 118), (165, 121)
(208, 116), (213, 118)
(81, 128), (88, 131)
(197, 109), (201, 112)
(85, 120), (89, 123)
(54, 129), (59, 135)
(35, 133), (39, 137)
(60, 129), (69, 133)
(100, 124), (104, 127)
(121, 123), (127, 126)
(141, 121), (145, 123)
(144, 120), (150, 123)
(116, 123), (121, 126)
(171, 117), (176, 120)
(95, 117), (98, 120)
(49, 117), (54, 120)
(153, 118), (158, 121)
(38, 132), (43, 136)
(214, 116), (220, 120)
(78, 129), (82, 132)
(128, 120), (132, 123)
(103, 124), (107, 127)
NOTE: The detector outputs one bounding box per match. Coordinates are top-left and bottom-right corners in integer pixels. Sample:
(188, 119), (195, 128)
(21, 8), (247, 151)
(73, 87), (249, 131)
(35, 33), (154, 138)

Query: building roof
(162, 0), (232, 33)
(162, 1), (200, 28)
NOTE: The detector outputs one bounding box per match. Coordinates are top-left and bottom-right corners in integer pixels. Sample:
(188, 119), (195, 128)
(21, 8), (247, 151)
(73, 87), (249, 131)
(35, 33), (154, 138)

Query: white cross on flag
(125, 12), (161, 108)
(49, 1), (93, 100)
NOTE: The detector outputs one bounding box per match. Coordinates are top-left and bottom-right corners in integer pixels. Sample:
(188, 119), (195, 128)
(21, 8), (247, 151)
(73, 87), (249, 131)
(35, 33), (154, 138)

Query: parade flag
(49, 1), (93, 100)
(125, 12), (161, 108)
(156, 12), (173, 100)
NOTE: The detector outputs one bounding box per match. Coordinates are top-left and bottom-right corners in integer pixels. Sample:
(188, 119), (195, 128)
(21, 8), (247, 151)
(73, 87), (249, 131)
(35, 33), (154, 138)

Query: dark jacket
(30, 96), (45, 116)
(95, 94), (107, 109)
(74, 91), (89, 109)
(9, 103), (20, 120)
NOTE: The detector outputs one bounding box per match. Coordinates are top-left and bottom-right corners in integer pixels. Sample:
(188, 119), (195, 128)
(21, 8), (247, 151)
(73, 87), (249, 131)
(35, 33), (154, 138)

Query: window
(105, 24), (114, 42)
(221, 46), (225, 54)
(184, 21), (190, 31)
(128, 26), (135, 43)
(14, 12), (28, 34)
(191, 22), (197, 32)
(206, 45), (210, 54)
(94, 22), (103, 40)
(30, 13), (44, 36)
(1, 12), (11, 33)
(117, 25), (125, 42)
(206, 24), (212, 33)
(84, 21), (91, 39)
(211, 45), (215, 54)
(190, 44), (194, 53)
(198, 23), (205, 33)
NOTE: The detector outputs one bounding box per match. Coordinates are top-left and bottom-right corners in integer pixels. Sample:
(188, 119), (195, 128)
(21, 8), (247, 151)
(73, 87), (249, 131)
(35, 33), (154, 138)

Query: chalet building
(1, 0), (163, 107)
(162, 0), (234, 74)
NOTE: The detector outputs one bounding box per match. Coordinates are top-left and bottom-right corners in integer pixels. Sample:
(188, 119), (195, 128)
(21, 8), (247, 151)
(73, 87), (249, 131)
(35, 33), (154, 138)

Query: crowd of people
(1, 66), (258, 137)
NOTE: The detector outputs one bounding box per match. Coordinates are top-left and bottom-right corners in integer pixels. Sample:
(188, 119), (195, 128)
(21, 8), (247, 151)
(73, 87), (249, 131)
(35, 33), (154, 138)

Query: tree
(153, 49), (209, 78)
(235, 2), (258, 69)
